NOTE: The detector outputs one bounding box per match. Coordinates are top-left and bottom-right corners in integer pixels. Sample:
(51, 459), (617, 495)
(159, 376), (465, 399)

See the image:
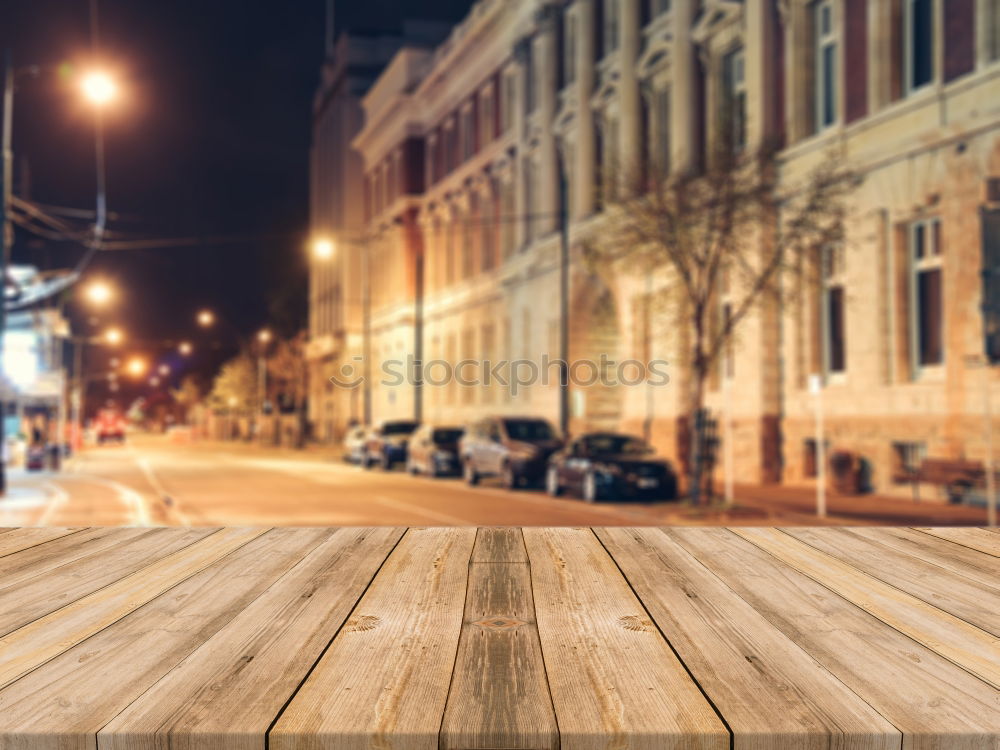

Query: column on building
(536, 6), (560, 238)
(618, 0), (642, 191)
(513, 37), (531, 250)
(575, 0), (597, 218)
(670, 0), (698, 174)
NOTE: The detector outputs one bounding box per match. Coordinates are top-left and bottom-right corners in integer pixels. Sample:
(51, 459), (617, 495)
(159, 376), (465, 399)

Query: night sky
(0, 0), (473, 384)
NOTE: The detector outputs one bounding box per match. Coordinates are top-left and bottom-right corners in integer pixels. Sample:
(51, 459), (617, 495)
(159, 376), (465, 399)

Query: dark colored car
(406, 425), (465, 477)
(546, 433), (678, 502)
(365, 420), (419, 470)
(460, 416), (563, 489)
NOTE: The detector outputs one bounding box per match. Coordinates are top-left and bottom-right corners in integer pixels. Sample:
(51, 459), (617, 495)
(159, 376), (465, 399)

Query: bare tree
(267, 331), (309, 448)
(591, 143), (856, 503)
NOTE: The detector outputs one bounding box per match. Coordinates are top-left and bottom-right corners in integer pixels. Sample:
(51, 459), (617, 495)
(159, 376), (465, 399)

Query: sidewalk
(730, 482), (993, 526)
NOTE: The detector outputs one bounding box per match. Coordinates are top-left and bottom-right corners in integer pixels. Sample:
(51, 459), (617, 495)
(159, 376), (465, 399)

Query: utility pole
(0, 50), (14, 494)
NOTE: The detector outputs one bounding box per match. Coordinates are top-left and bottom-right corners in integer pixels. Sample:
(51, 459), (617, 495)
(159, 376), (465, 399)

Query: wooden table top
(0, 526), (997, 750)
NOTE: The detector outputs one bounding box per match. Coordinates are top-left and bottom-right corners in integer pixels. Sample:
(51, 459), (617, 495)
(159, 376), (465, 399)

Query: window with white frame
(721, 46), (746, 152)
(501, 177), (516, 258)
(905, 0), (934, 93)
(813, 0), (837, 130)
(820, 244), (847, 376)
(908, 217), (944, 371)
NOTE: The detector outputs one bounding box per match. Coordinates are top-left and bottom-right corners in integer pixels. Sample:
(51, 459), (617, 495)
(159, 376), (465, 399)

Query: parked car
(546, 432), (678, 503)
(406, 425), (465, 477)
(365, 420), (420, 470)
(342, 425), (371, 464)
(460, 416), (563, 489)
(95, 409), (127, 445)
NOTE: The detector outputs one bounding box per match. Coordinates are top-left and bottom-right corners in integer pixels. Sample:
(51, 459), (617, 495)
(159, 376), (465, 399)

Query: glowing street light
(81, 71), (117, 106)
(257, 328), (273, 344)
(125, 357), (148, 378)
(178, 341), (193, 356)
(149, 377), (161, 387)
(197, 310), (215, 328)
(84, 280), (115, 307)
(312, 238), (335, 261)
(158, 364), (170, 376)
(104, 327), (125, 346)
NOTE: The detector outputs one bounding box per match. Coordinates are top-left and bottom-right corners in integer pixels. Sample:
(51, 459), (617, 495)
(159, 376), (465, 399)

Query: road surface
(0, 434), (990, 527)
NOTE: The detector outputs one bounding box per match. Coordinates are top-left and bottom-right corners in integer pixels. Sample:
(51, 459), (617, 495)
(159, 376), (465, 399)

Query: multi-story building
(307, 15), (458, 441)
(334, 0), (1000, 496)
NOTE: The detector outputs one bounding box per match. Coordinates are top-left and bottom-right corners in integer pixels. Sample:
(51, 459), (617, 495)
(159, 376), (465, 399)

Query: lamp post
(810, 373), (827, 519)
(256, 328), (272, 442)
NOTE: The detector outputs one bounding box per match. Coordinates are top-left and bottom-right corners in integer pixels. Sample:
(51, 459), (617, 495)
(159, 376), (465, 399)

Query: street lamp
(256, 328), (273, 442)
(178, 341), (193, 356)
(103, 327), (124, 346)
(125, 357), (148, 378)
(84, 279), (115, 307)
(197, 310), (215, 328)
(158, 364), (170, 376)
(312, 238), (335, 261)
(80, 71), (118, 107)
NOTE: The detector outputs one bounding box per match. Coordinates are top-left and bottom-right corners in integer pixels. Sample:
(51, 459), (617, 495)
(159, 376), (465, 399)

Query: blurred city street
(0, 433), (991, 528)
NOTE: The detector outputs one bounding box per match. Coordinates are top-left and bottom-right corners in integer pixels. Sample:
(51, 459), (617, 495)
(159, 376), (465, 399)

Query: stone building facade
(321, 0), (1000, 496)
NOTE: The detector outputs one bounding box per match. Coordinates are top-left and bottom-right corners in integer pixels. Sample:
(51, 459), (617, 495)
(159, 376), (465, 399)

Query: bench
(894, 458), (995, 504)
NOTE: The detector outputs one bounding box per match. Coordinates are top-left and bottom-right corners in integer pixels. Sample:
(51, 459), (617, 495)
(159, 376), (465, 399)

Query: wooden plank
(732, 528), (1000, 688)
(669, 529), (1000, 748)
(0, 528), (155, 593)
(847, 527), (1000, 590)
(99, 528), (405, 750)
(914, 527), (1000, 557)
(596, 527), (899, 750)
(0, 528), (335, 750)
(0, 527), (265, 690)
(270, 527), (477, 750)
(440, 528), (559, 750)
(470, 526), (528, 563)
(523, 527), (729, 750)
(0, 528), (82, 559)
(783, 527), (1000, 636)
(0, 527), (217, 638)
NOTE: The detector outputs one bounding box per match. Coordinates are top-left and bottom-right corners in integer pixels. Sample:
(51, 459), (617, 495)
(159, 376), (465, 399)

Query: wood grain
(0, 527), (264, 690)
(0, 528), (331, 750)
(783, 527), (1000, 634)
(0, 528), (82, 559)
(0, 527), (217, 638)
(914, 527), (1000, 557)
(0, 527), (154, 594)
(847, 527), (1000, 589)
(440, 528), (559, 750)
(523, 527), (729, 750)
(596, 527), (899, 750)
(270, 527), (477, 750)
(99, 527), (405, 750)
(671, 528), (1000, 748)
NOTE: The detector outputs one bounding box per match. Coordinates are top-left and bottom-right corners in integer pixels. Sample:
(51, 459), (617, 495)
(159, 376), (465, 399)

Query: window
(721, 46), (747, 153)
(445, 121), (458, 173)
(604, 0), (621, 56)
(604, 114), (619, 200)
(647, 0), (671, 20)
(909, 218), (944, 371)
(905, 0), (934, 92)
(479, 90), (494, 146)
(523, 157), (537, 243)
(427, 138), (438, 185)
(594, 122), (605, 211)
(501, 72), (516, 133)
(460, 108), (475, 161)
(813, 0), (837, 130)
(445, 212), (457, 285)
(501, 178), (516, 259)
(653, 87), (670, 174)
(562, 11), (577, 88)
(821, 245), (847, 376)
(464, 194), (478, 278)
(525, 44), (537, 114)
(990, 0), (1000, 62)
(481, 187), (497, 271)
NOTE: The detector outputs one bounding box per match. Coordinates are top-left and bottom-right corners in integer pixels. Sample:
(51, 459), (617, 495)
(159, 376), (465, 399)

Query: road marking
(133, 454), (191, 525)
(36, 482), (71, 526)
(68, 475), (154, 526)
